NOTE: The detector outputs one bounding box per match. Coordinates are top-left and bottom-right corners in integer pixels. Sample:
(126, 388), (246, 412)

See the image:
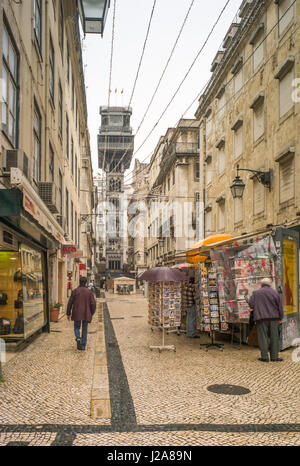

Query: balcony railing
(100, 126), (132, 133)
(98, 141), (134, 151)
(163, 142), (198, 158)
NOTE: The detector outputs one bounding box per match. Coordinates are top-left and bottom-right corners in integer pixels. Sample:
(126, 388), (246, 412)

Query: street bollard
(0, 338), (6, 382)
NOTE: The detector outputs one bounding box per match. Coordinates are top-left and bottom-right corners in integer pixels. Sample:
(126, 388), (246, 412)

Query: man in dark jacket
(67, 276), (96, 350)
(249, 277), (284, 362)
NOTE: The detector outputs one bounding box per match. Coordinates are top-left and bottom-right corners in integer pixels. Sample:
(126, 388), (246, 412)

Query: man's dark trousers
(74, 321), (88, 349)
(256, 320), (280, 360)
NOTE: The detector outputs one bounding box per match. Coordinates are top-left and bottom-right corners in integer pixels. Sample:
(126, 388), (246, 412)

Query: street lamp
(79, 0), (110, 35)
(230, 164), (271, 199)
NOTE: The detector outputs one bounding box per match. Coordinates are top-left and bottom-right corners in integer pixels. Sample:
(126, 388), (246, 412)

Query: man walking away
(249, 277), (284, 362)
(67, 277), (96, 350)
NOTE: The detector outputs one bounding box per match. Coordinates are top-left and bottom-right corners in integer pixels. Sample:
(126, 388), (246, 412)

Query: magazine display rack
(148, 281), (182, 352)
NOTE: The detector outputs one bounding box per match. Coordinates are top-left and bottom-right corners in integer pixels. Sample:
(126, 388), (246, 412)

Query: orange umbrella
(186, 234), (233, 264)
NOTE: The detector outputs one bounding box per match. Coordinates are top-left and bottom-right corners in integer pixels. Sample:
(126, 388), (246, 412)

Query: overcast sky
(82, 0), (243, 182)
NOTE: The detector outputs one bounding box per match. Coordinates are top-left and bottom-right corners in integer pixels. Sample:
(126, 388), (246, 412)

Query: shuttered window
(218, 145), (226, 175)
(252, 28), (264, 72)
(279, 156), (294, 204)
(234, 68), (243, 95)
(218, 202), (225, 231)
(234, 124), (243, 159)
(206, 112), (212, 136)
(205, 210), (212, 235)
(195, 162), (200, 179)
(217, 92), (226, 121)
(279, 66), (294, 117)
(278, 0), (294, 36)
(206, 161), (213, 185)
(234, 197), (243, 224)
(253, 102), (264, 141)
(253, 177), (265, 215)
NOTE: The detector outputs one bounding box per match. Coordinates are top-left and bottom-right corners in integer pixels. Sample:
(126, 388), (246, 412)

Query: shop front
(0, 183), (65, 344)
(186, 227), (299, 350)
(0, 237), (47, 341)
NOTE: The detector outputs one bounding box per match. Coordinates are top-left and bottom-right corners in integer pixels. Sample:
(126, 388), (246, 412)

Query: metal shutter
(253, 178), (265, 215)
(279, 156), (294, 204)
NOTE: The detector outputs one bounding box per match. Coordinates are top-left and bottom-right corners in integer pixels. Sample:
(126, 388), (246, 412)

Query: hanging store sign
(62, 245), (83, 257)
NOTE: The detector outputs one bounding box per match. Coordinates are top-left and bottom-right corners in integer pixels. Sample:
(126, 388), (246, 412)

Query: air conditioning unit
(38, 182), (59, 213)
(0, 226), (18, 251)
(2, 149), (30, 180)
(56, 215), (66, 230)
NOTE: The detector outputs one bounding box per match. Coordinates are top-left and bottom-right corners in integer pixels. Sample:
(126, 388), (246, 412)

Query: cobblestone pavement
(0, 303), (110, 427)
(0, 292), (300, 446)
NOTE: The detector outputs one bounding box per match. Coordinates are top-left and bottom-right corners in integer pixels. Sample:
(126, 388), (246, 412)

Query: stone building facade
(127, 159), (150, 276)
(195, 0), (300, 239)
(146, 119), (200, 268)
(0, 0), (94, 335)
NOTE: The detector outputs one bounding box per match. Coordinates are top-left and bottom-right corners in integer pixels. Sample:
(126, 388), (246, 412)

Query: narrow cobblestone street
(0, 292), (300, 446)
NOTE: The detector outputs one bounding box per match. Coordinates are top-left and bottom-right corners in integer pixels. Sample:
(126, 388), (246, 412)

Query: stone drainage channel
(1, 297), (300, 446)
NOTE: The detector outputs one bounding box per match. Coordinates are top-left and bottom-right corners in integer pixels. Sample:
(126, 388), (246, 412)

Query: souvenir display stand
(148, 281), (182, 352)
(192, 234), (281, 350)
(210, 236), (277, 328)
(196, 264), (224, 351)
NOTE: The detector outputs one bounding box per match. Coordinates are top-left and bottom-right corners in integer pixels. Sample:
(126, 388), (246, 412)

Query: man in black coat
(249, 277), (284, 362)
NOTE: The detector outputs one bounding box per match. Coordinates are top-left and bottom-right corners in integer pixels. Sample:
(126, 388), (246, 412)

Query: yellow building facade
(196, 0), (300, 239)
(0, 0), (94, 342)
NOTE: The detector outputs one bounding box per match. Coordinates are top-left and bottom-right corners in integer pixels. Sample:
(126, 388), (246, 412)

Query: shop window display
(0, 245), (46, 340)
(0, 251), (23, 338)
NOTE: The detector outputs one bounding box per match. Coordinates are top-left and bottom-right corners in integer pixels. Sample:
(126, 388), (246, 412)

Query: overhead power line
(107, 0), (117, 108)
(128, 0), (158, 109)
(103, 0), (117, 173)
(111, 0), (196, 176)
(123, 0), (297, 185)
(107, 0), (157, 174)
(119, 0), (232, 178)
(134, 0), (196, 140)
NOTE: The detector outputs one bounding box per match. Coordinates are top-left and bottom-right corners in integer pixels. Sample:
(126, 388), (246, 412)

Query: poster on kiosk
(274, 227), (299, 350)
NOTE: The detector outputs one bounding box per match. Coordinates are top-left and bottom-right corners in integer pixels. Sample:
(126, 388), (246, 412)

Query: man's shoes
(271, 358), (283, 362)
(258, 357), (269, 362)
(192, 335), (200, 339)
(79, 346), (86, 351)
(76, 339), (82, 350)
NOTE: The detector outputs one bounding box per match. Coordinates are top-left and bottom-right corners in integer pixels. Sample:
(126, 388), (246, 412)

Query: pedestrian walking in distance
(67, 276), (96, 350)
(249, 277), (284, 363)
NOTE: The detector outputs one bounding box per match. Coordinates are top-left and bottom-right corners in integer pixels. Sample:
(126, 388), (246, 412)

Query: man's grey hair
(261, 277), (272, 286)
